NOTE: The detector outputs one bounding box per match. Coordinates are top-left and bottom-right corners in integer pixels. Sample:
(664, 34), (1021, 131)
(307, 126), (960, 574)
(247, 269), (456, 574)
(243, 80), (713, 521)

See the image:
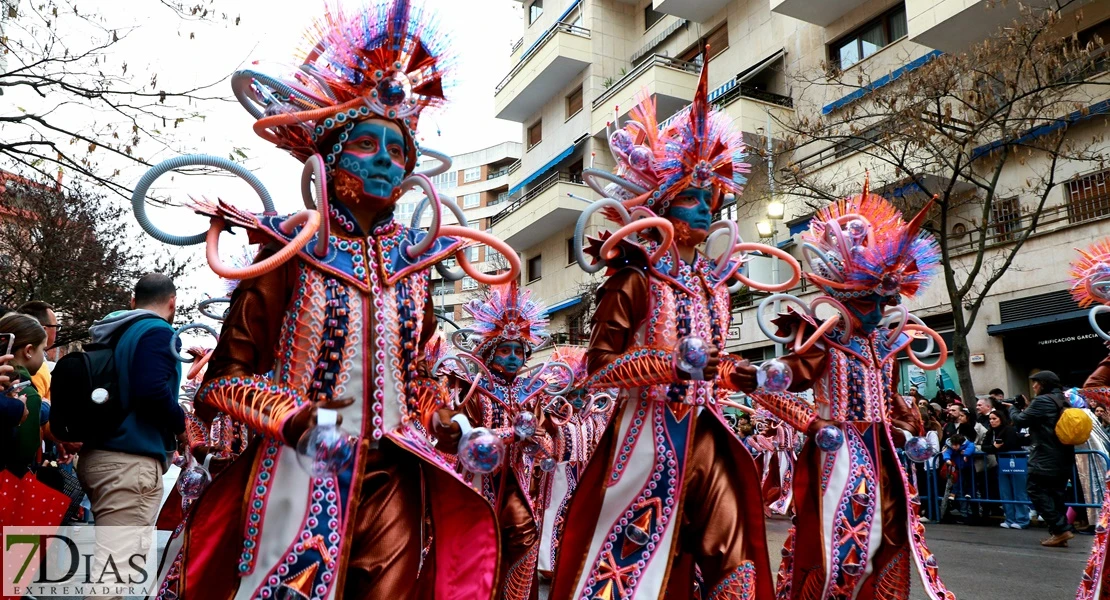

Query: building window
(1067, 168), (1110, 224)
(464, 167), (481, 183)
(433, 280), (454, 296)
(527, 254), (543, 282)
(463, 193), (481, 208)
(566, 238), (576, 265)
(830, 4), (908, 70)
(991, 197), (1021, 242)
(568, 311), (590, 345)
(467, 245), (481, 263)
(528, 0), (543, 25)
(495, 191), (509, 205)
(461, 277), (478, 291)
(528, 120), (542, 149)
(644, 5), (664, 31)
(566, 85), (583, 119)
(678, 23), (729, 65)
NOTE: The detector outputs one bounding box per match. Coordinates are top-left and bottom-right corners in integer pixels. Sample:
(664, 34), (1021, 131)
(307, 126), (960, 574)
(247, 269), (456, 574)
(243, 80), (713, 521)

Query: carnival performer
(550, 59), (801, 600)
(536, 346), (616, 578)
(432, 283), (570, 600)
(742, 185), (954, 600)
(754, 409), (799, 517)
(132, 2), (520, 598)
(1065, 240), (1110, 600)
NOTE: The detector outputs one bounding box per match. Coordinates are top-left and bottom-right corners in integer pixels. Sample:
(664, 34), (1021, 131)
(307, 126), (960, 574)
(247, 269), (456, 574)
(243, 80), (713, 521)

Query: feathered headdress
(235, 0), (454, 172)
(802, 179), (940, 300)
(1069, 239), (1110, 308)
(550, 345), (588, 388)
(599, 55), (749, 218)
(464, 283), (549, 359)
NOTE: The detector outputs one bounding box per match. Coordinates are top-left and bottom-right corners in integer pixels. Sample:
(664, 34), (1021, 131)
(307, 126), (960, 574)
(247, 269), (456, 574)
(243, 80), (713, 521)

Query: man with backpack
(74, 274), (184, 533)
(1010, 370), (1077, 547)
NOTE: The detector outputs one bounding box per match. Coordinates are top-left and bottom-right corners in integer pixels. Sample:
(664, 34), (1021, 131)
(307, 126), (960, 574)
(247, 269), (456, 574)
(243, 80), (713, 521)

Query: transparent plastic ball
(610, 129), (634, 154)
(674, 337), (709, 376)
(513, 411), (537, 439)
(296, 424), (355, 477)
(628, 146), (653, 171)
(520, 439), (541, 457)
(539, 457), (557, 473)
(757, 359), (793, 392)
(458, 427), (505, 474)
(814, 425), (844, 452)
(178, 465), (211, 501)
(904, 436), (937, 463)
(376, 71), (413, 107)
(846, 219), (867, 242)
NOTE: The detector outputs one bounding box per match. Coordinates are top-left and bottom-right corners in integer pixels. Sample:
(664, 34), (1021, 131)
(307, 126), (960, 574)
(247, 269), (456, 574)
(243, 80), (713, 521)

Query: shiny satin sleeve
(585, 268), (680, 389)
(197, 247), (308, 440)
(748, 390), (817, 433)
(1086, 352), (1110, 388)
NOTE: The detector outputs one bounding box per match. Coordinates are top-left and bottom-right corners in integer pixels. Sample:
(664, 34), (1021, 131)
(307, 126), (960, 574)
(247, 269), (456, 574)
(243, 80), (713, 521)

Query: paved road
(540, 518), (1093, 599)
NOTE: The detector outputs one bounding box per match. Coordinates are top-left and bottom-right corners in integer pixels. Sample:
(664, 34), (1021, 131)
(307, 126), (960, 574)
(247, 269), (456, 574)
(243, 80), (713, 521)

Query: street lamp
(756, 220), (774, 238)
(766, 200), (785, 220)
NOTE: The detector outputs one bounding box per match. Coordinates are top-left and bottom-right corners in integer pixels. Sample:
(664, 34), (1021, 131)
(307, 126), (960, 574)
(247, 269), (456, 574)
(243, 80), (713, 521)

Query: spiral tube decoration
(590, 392), (616, 416)
(449, 328), (479, 354)
(300, 154), (331, 258)
(433, 351), (492, 408)
(132, 155), (276, 246)
(1091, 305), (1110, 342)
(411, 192), (469, 281)
(206, 210), (321, 280)
(542, 395), (575, 426)
(519, 360), (575, 398)
(171, 323), (219, 364)
(198, 298), (231, 321)
(902, 323), (946, 369)
(756, 293), (853, 352)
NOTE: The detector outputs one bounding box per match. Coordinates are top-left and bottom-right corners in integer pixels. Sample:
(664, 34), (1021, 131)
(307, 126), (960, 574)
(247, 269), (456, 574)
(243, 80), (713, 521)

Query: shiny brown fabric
(346, 441), (425, 599)
(586, 269), (648, 376)
(199, 246), (296, 410)
(497, 473), (540, 600)
(679, 411), (766, 591)
(1087, 353), (1110, 388)
(573, 267), (773, 600)
(196, 243), (443, 598)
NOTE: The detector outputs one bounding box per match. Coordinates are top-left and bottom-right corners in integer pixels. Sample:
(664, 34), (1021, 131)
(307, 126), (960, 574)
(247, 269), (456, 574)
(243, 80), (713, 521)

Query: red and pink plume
(464, 283), (550, 358)
(802, 183), (940, 299)
(1070, 239), (1110, 308)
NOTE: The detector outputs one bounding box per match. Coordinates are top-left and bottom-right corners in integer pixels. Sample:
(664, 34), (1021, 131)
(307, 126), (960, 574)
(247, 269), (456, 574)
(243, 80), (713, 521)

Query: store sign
(970, 353), (985, 364)
(727, 326), (741, 340)
(1036, 332), (1098, 346)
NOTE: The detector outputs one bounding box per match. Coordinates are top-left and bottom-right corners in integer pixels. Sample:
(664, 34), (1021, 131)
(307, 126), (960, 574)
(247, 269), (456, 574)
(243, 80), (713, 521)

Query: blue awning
(787, 217), (812, 236)
(822, 51), (942, 115)
(542, 296), (582, 317)
(508, 142), (578, 197)
(972, 98), (1110, 160)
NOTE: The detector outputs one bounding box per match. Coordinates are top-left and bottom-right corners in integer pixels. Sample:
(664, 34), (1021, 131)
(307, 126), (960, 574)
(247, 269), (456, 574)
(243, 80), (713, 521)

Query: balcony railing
(945, 200), (1110, 256)
(510, 37), (523, 56)
(592, 54), (700, 110)
(507, 160), (522, 175)
(489, 171), (583, 226)
(495, 23), (591, 95)
(487, 167), (510, 180)
(714, 83), (794, 109)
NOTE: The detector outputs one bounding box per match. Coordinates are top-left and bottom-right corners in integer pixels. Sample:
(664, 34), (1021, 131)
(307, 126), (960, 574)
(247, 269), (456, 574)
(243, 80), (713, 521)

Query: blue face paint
(668, 187), (713, 232)
(491, 341), (526, 377)
(336, 121), (407, 201)
(847, 293), (888, 334)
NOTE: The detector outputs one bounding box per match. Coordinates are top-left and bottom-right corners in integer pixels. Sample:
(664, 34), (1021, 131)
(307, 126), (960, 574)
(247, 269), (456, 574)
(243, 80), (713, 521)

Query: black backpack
(49, 315), (160, 443)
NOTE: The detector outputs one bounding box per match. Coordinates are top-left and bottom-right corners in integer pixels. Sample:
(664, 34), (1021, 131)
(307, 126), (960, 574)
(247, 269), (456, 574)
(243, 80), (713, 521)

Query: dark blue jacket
(88, 310), (184, 468)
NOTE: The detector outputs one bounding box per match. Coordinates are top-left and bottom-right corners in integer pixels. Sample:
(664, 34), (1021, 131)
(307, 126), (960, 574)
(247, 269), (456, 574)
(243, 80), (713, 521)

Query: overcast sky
(65, 0), (525, 310)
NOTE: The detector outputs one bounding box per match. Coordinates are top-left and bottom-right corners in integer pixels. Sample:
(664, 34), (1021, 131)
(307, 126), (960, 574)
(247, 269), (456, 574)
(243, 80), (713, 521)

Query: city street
(538, 518), (1093, 599)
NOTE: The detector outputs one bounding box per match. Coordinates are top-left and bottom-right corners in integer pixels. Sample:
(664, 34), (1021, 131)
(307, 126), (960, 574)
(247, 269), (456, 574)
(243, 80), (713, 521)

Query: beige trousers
(76, 449), (163, 600)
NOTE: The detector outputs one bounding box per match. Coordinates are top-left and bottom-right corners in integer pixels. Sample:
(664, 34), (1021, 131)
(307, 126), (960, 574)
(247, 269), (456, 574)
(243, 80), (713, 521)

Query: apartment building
(491, 0), (1110, 396)
(397, 141), (522, 331)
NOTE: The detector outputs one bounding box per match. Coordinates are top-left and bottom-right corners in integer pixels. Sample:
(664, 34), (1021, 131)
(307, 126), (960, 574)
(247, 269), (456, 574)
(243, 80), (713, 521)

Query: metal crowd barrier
(897, 448), (1110, 522)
